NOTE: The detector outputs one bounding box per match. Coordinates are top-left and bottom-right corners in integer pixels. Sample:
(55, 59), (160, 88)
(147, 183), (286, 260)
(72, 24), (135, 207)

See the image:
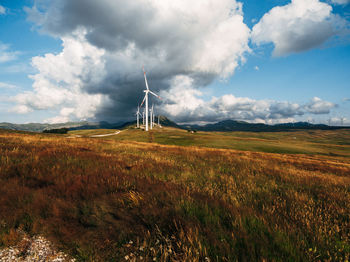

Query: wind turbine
(135, 105), (141, 128)
(140, 67), (161, 131)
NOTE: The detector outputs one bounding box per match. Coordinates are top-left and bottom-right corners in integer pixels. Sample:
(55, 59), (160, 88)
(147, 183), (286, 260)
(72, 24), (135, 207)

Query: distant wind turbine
(140, 67), (161, 131)
(135, 105), (141, 128)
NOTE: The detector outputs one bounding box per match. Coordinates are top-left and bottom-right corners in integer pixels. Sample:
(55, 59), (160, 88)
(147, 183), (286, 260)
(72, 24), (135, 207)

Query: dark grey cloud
(19, 0), (251, 123)
(268, 102), (304, 118)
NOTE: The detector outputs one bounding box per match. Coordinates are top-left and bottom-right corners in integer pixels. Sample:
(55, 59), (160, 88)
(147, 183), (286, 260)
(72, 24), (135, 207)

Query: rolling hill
(183, 119), (346, 132)
(0, 121), (124, 132)
(1, 117), (347, 133)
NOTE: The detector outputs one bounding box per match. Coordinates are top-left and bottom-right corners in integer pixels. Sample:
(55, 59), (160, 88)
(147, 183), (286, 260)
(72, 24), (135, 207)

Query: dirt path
(89, 131), (121, 138)
(66, 135), (82, 139)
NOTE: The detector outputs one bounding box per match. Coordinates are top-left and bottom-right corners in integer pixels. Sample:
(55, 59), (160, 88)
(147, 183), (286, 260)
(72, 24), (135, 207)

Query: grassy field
(0, 127), (349, 261)
(71, 126), (350, 158)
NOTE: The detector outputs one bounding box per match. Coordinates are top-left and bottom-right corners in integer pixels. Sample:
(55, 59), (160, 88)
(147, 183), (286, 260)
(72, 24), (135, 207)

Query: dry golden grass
(0, 129), (349, 261)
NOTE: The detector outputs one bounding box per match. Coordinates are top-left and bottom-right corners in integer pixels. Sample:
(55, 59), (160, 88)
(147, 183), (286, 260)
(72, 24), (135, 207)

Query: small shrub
(43, 128), (69, 134)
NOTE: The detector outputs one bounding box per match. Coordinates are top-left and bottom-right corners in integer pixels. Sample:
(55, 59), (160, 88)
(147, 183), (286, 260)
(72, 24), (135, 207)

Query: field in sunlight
(0, 128), (349, 261)
(72, 126), (350, 157)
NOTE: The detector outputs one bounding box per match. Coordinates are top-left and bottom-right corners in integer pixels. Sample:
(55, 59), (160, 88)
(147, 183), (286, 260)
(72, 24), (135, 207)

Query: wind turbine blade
(149, 90), (161, 100)
(140, 94), (146, 107)
(143, 66), (149, 90)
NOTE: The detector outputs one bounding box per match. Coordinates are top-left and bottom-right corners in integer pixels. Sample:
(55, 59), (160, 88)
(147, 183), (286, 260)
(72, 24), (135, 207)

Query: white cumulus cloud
(304, 97), (336, 114)
(12, 31), (109, 122)
(159, 83), (336, 124)
(252, 0), (346, 56)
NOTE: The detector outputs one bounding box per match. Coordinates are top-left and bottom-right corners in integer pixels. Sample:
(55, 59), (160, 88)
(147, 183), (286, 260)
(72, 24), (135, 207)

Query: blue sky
(0, 0), (349, 125)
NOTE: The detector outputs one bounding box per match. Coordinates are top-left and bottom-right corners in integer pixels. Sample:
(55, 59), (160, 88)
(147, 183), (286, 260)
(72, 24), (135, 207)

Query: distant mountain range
(0, 121), (124, 132)
(182, 119), (348, 132)
(0, 117), (348, 133)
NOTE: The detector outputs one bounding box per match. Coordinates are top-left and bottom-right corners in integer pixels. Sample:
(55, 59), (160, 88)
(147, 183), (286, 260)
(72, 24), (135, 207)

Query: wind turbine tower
(142, 110), (145, 126)
(140, 67), (161, 131)
(150, 104), (153, 130)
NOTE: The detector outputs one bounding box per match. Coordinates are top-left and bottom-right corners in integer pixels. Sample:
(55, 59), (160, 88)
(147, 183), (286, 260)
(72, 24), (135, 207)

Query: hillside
(0, 121), (129, 133)
(1, 118), (347, 133)
(183, 119), (347, 132)
(0, 117), (178, 133)
(0, 121), (94, 132)
(0, 128), (349, 261)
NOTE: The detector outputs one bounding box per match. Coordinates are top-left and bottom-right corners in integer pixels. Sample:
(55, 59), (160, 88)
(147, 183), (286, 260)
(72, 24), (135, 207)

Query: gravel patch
(0, 233), (75, 262)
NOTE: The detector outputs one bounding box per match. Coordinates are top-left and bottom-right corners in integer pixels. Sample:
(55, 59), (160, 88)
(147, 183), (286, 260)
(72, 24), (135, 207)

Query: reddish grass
(0, 129), (349, 261)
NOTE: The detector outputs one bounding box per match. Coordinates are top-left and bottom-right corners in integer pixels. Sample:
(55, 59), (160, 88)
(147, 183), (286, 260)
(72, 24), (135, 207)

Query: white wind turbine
(135, 105), (141, 128)
(140, 67), (161, 131)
